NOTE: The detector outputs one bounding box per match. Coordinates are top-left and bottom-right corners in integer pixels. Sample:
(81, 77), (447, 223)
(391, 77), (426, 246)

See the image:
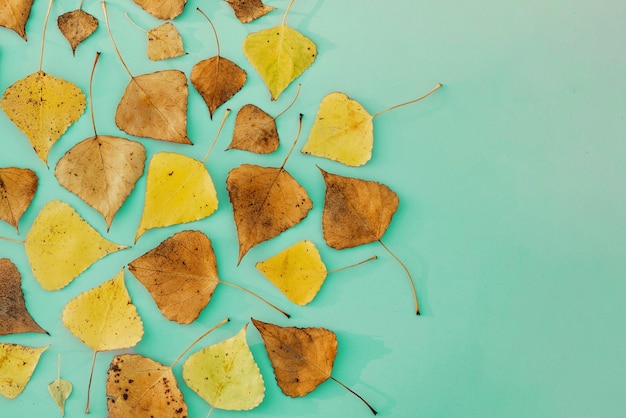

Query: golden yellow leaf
(1, 71), (86, 164)
(0, 0), (34, 40)
(147, 22), (186, 61)
(182, 325), (265, 411)
(0, 343), (48, 399)
(24, 200), (127, 291)
(256, 240), (326, 306)
(135, 152), (218, 242)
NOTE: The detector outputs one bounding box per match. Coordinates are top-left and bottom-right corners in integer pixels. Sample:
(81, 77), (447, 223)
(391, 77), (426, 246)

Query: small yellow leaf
(182, 325), (264, 411)
(48, 377), (72, 417)
(24, 200), (126, 291)
(301, 92), (373, 167)
(62, 271), (143, 352)
(0, 343), (48, 399)
(1, 71), (86, 164)
(256, 240), (327, 305)
(135, 152), (218, 241)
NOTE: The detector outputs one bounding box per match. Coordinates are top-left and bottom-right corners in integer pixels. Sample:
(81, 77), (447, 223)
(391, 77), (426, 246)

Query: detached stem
(280, 114), (303, 170)
(39, 0), (54, 72)
(196, 8), (220, 57)
(372, 83), (443, 119)
(85, 350), (98, 413)
(203, 109), (231, 163)
(328, 255), (377, 274)
(89, 52), (101, 137)
(378, 239), (419, 315)
(282, 0), (296, 26)
(330, 376), (378, 415)
(170, 318), (229, 368)
(102, 2), (134, 79)
(274, 84), (301, 120)
(220, 280), (290, 318)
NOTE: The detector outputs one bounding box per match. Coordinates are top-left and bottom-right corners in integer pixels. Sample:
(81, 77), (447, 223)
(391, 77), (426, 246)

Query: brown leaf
(0, 258), (47, 336)
(0, 0), (33, 40)
(228, 104), (278, 154)
(0, 167), (37, 232)
(320, 168), (398, 249)
(106, 354), (188, 418)
(226, 164), (312, 263)
(191, 56), (246, 119)
(225, 0), (274, 23)
(57, 9), (98, 55)
(147, 22), (186, 61)
(128, 230), (219, 324)
(116, 70), (190, 144)
(54, 135), (146, 230)
(251, 318), (336, 397)
(132, 0), (186, 20)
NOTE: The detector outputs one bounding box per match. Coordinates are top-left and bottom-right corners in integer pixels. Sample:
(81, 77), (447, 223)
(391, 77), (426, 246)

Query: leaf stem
(280, 114), (303, 170)
(282, 0), (296, 26)
(124, 12), (148, 33)
(57, 353), (61, 380)
(170, 318), (229, 368)
(372, 83), (443, 119)
(274, 84), (301, 120)
(39, 0), (54, 72)
(330, 376), (378, 415)
(102, 2), (134, 79)
(378, 239), (419, 315)
(196, 7), (220, 57)
(85, 350), (98, 413)
(89, 52), (101, 137)
(328, 255), (377, 274)
(79, 0), (85, 10)
(203, 109), (231, 163)
(220, 280), (290, 318)
(0, 235), (24, 243)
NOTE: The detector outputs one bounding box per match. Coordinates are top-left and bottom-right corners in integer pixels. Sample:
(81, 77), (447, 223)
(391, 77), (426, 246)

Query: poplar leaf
(0, 167), (37, 232)
(48, 377), (72, 417)
(0, 0), (34, 40)
(147, 22), (186, 61)
(57, 9), (98, 55)
(132, 0), (187, 20)
(225, 0), (274, 23)
(0, 343), (48, 399)
(228, 104), (279, 154)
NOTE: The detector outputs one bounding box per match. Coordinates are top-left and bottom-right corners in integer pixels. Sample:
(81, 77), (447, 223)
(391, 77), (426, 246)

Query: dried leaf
(147, 22), (185, 61)
(24, 200), (127, 291)
(320, 168), (398, 250)
(55, 135), (146, 230)
(132, 0), (186, 20)
(0, 343), (48, 399)
(182, 325), (265, 411)
(191, 57), (246, 119)
(256, 240), (326, 306)
(0, 167), (37, 232)
(301, 92), (373, 167)
(135, 152), (218, 242)
(57, 9), (98, 55)
(251, 318), (336, 397)
(106, 354), (187, 418)
(48, 375), (72, 417)
(0, 258), (47, 336)
(0, 0), (34, 40)
(226, 163), (312, 263)
(129, 230), (219, 324)
(1, 71), (86, 164)
(228, 104), (279, 153)
(116, 70), (190, 144)
(62, 271), (143, 352)
(243, 4), (316, 100)
(225, 0), (274, 23)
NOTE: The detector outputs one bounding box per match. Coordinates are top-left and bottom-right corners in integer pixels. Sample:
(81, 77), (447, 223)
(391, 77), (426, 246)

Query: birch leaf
(0, 343), (48, 399)
(0, 167), (37, 232)
(57, 9), (98, 55)
(0, 0), (34, 40)
(132, 0), (186, 20)
(225, 0), (274, 23)
(147, 22), (186, 61)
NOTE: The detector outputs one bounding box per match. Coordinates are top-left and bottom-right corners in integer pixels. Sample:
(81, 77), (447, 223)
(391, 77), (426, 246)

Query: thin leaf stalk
(102, 2), (135, 79)
(0, 235), (24, 243)
(274, 84), (301, 120)
(124, 12), (148, 33)
(196, 8), (220, 57)
(328, 255), (377, 274)
(220, 280), (290, 318)
(203, 109), (231, 163)
(39, 0), (54, 72)
(372, 83), (443, 119)
(282, 0), (296, 26)
(378, 239), (419, 315)
(280, 113), (303, 170)
(84, 350), (98, 413)
(89, 52), (101, 137)
(170, 318), (229, 368)
(330, 376), (378, 415)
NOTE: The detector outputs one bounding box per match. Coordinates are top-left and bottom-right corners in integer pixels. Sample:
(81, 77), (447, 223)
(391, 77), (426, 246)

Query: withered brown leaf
(225, 0), (274, 23)
(147, 22), (186, 61)
(0, 258), (47, 336)
(226, 164), (312, 263)
(57, 9), (98, 55)
(132, 0), (186, 20)
(0, 0), (34, 40)
(0, 167), (37, 232)
(228, 104), (278, 153)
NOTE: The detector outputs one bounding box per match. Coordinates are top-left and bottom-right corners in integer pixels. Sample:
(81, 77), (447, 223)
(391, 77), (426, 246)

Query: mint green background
(1, 0), (625, 417)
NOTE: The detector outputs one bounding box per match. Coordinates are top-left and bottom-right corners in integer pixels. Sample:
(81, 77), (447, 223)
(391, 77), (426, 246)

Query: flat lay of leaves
(0, 0), (440, 415)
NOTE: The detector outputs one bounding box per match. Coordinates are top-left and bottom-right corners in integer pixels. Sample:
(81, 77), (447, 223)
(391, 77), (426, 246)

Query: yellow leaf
(182, 325), (264, 411)
(256, 240), (327, 306)
(0, 343), (48, 399)
(48, 378), (72, 417)
(24, 200), (126, 291)
(1, 71), (86, 164)
(135, 152), (218, 241)
(301, 92), (373, 167)
(242, 3), (316, 100)
(62, 271), (143, 351)
(147, 22), (186, 61)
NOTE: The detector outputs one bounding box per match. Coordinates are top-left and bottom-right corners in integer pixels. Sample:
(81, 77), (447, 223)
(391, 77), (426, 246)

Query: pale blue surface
(1, 0), (625, 417)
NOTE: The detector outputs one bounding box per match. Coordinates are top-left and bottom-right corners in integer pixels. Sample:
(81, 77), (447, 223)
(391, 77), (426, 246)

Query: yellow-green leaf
(182, 325), (264, 411)
(135, 152), (218, 242)
(1, 71), (86, 164)
(48, 377), (72, 417)
(0, 343), (48, 399)
(24, 200), (126, 291)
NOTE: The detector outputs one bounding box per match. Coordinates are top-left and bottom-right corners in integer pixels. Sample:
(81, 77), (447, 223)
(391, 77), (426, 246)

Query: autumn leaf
(0, 167), (37, 232)
(48, 355), (72, 418)
(243, 0), (316, 100)
(0, 0), (34, 40)
(147, 22), (186, 61)
(132, 0), (186, 20)
(24, 200), (127, 291)
(0, 343), (48, 399)
(183, 325), (265, 412)
(0, 258), (47, 336)
(191, 8), (246, 119)
(252, 318), (377, 414)
(103, 3), (190, 144)
(57, 8), (98, 55)
(301, 84), (442, 166)
(225, 0), (274, 23)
